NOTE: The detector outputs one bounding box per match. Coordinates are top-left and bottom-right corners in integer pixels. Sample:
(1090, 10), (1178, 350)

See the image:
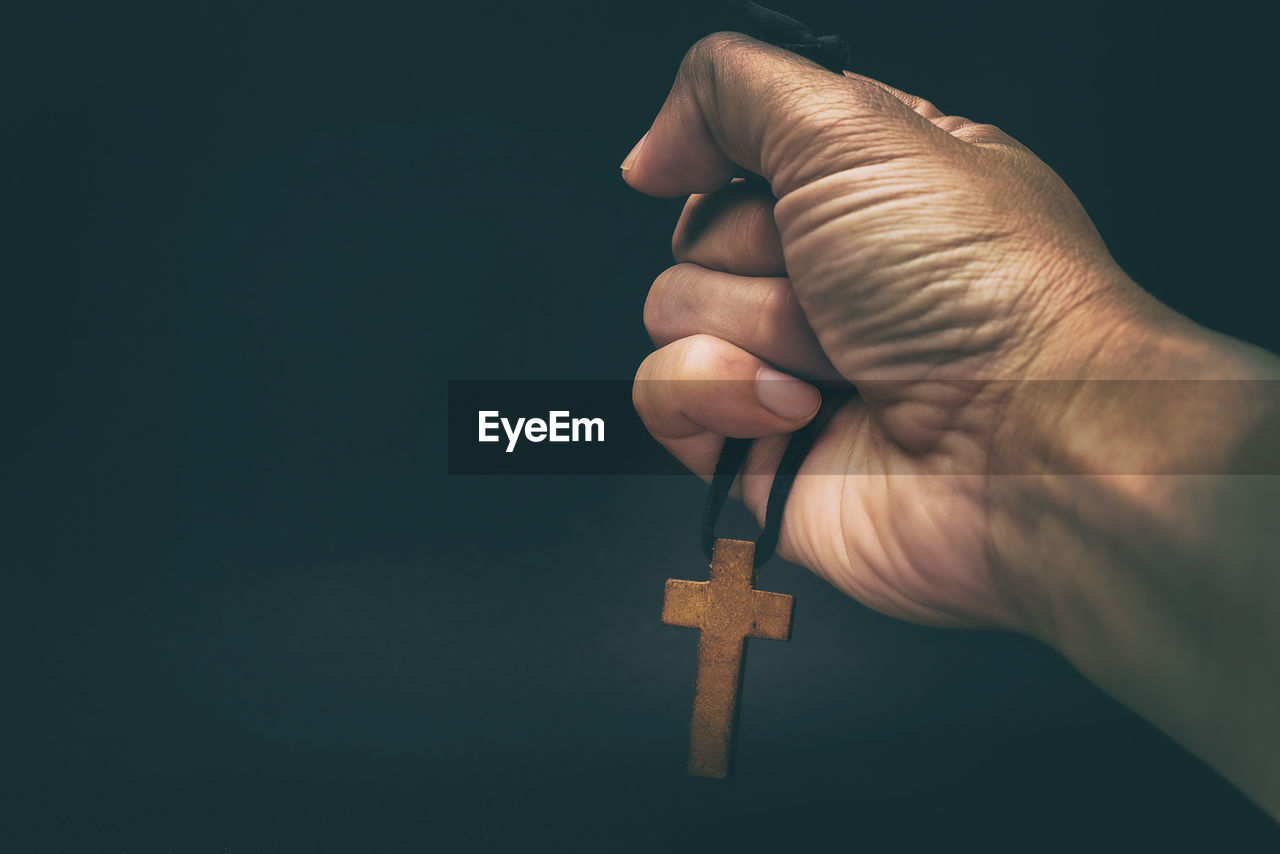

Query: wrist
(986, 289), (1280, 814)
(990, 282), (1280, 638)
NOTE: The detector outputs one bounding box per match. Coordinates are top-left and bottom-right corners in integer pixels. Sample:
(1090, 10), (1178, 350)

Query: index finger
(619, 32), (944, 199)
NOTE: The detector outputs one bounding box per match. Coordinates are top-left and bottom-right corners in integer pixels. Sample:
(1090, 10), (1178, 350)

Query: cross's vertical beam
(687, 630), (746, 778)
(662, 538), (794, 780)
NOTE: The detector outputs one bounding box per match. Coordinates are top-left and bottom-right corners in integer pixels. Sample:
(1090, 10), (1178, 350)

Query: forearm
(994, 302), (1280, 816)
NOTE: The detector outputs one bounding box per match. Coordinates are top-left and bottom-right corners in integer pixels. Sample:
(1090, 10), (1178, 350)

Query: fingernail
(620, 131), (649, 173)
(756, 367), (821, 420)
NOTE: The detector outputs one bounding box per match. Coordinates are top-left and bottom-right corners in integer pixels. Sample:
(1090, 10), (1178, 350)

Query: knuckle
(687, 31), (748, 66)
(670, 202), (697, 261)
(673, 190), (781, 273)
(632, 361), (670, 432)
(947, 119), (1020, 150)
(735, 202), (781, 269)
(931, 114), (973, 134)
(643, 265), (690, 338)
(963, 122), (1007, 142)
(677, 333), (722, 377)
(643, 271), (669, 337)
(914, 98), (941, 117)
(751, 278), (793, 340)
(680, 31), (752, 93)
(633, 350), (660, 407)
(635, 346), (661, 381)
(634, 343), (686, 418)
(755, 276), (792, 317)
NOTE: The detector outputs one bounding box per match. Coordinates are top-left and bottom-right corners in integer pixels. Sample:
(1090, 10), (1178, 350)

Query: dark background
(7, 1), (1279, 850)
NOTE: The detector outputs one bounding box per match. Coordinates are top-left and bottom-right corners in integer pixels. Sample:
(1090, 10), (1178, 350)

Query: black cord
(699, 436), (753, 562)
(753, 392), (848, 565)
(724, 0), (851, 72)
(701, 391), (850, 567)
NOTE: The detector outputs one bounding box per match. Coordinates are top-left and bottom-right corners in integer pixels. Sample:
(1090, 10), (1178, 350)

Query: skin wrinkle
(806, 268), (1015, 375)
(814, 275), (1024, 378)
(879, 404), (990, 466)
(642, 268), (678, 340)
(828, 472), (889, 608)
(774, 161), (949, 231)
(781, 223), (1000, 318)
(673, 188), (786, 277)
(689, 35), (773, 182)
(901, 483), (988, 624)
(716, 202), (750, 263)
(868, 477), (971, 625)
(853, 269), (978, 335)
(765, 110), (905, 196)
(754, 68), (932, 184)
(792, 404), (995, 626)
(752, 278), (794, 357)
(857, 288), (1017, 363)
(786, 222), (959, 304)
(778, 171), (945, 238)
(876, 390), (986, 444)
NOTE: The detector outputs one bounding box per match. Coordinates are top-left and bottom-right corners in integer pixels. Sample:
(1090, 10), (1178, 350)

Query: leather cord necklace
(700, 392), (849, 567)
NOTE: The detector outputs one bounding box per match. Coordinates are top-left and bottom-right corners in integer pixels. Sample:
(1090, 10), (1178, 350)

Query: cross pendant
(661, 537), (794, 779)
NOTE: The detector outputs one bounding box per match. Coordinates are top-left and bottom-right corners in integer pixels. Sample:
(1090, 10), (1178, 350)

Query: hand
(626, 32), (1147, 631)
(625, 33), (1280, 815)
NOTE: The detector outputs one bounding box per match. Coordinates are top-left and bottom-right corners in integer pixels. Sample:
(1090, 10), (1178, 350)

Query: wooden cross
(661, 537), (794, 779)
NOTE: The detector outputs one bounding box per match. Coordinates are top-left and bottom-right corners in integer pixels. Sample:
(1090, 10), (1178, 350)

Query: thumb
(620, 32), (949, 199)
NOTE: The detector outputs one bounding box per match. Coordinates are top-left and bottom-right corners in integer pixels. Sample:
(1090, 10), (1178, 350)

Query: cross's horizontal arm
(661, 579), (707, 629)
(748, 589), (793, 641)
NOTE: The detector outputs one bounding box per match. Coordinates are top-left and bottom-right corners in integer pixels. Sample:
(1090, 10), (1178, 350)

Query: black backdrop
(8, 1), (1280, 850)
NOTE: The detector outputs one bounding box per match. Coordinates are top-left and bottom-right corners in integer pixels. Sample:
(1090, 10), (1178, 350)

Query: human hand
(625, 35), (1280, 816)
(627, 32), (1162, 632)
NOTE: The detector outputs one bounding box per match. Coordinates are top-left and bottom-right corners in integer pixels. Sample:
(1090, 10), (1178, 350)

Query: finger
(843, 69), (1027, 151)
(930, 114), (1027, 150)
(619, 32), (950, 199)
(671, 179), (786, 277)
(644, 263), (841, 381)
(841, 71), (945, 120)
(634, 334), (822, 440)
(633, 334), (822, 480)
